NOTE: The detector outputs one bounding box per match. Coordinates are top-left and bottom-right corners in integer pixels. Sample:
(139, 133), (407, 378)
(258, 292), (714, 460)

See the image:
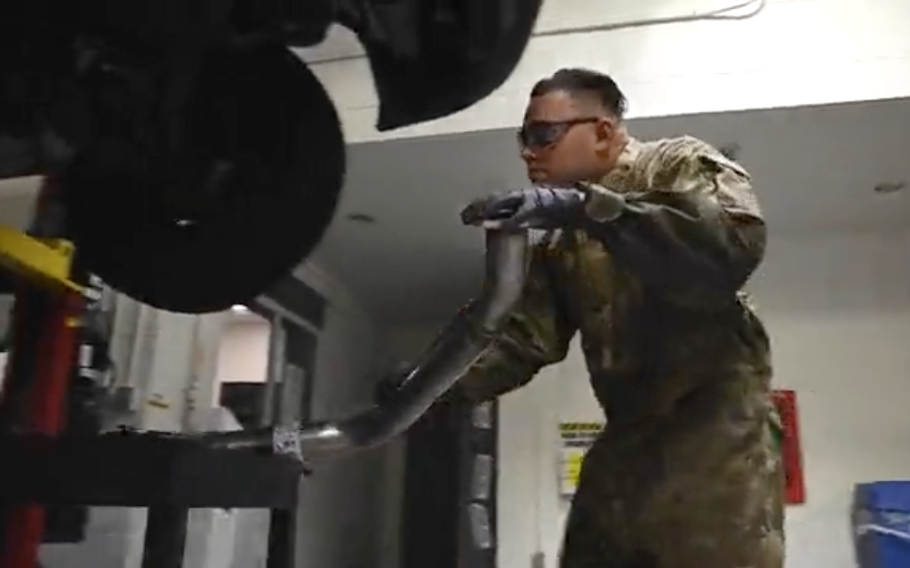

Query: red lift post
(0, 175), (86, 568)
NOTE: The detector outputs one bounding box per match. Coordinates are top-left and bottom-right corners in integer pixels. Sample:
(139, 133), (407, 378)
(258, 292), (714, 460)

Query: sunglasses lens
(519, 122), (561, 148)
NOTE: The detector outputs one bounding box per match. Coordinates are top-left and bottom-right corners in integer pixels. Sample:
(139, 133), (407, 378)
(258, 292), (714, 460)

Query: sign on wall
(558, 421), (604, 497)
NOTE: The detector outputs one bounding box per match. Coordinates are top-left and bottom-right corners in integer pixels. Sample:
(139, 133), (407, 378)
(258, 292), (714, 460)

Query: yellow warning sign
(561, 450), (584, 492)
(559, 422), (604, 432)
(558, 421), (604, 497)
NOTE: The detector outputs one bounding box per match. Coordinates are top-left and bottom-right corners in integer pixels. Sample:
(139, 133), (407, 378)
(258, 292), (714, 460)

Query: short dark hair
(530, 68), (628, 119)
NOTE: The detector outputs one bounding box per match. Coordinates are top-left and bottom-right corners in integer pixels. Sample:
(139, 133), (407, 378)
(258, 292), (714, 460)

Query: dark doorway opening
(400, 401), (498, 568)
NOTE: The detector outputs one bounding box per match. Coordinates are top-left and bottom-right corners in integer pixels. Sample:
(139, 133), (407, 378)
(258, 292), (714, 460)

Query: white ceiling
(311, 98), (910, 323)
(2, 99), (909, 325)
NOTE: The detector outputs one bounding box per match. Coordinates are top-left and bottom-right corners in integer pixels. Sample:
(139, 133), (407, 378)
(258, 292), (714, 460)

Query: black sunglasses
(517, 117), (600, 149)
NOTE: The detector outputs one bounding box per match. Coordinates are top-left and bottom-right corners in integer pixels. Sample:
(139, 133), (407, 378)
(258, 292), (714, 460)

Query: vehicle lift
(0, 175), (305, 568)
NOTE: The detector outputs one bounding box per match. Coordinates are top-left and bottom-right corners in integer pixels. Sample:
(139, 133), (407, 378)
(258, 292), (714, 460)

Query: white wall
(294, 293), (386, 568)
(305, 0), (910, 143)
(216, 318), (271, 384)
(496, 230), (910, 568)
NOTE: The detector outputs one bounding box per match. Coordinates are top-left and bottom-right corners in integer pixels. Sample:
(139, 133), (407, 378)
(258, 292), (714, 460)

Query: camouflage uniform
(456, 136), (784, 568)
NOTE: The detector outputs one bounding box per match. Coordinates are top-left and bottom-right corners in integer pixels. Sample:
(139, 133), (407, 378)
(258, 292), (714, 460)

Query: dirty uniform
(455, 137), (784, 568)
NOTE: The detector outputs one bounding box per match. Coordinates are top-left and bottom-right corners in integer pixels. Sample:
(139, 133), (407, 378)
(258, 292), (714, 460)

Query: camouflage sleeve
(580, 138), (766, 308)
(454, 244), (576, 403)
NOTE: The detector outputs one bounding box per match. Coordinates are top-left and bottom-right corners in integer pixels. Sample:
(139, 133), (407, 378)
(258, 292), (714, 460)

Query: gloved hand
(460, 186), (586, 230)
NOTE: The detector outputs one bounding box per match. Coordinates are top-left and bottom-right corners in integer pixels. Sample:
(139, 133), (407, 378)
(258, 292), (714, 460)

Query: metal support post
(262, 315), (294, 568)
(0, 174), (85, 568)
(141, 506), (190, 568)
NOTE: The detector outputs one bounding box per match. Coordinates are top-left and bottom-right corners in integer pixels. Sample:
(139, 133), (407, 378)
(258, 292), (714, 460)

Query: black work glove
(460, 186), (586, 230)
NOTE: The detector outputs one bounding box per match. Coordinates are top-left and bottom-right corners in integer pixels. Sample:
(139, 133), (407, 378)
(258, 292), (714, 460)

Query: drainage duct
(204, 229), (529, 463)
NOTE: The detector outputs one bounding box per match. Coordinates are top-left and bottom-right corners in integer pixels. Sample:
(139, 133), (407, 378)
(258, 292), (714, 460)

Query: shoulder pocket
(699, 150), (750, 180)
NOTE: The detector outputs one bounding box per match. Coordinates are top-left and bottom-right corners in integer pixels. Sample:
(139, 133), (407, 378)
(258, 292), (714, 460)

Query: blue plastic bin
(853, 482), (910, 568)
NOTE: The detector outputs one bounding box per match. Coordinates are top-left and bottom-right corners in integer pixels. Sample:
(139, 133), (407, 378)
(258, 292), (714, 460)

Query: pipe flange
(273, 421), (303, 461)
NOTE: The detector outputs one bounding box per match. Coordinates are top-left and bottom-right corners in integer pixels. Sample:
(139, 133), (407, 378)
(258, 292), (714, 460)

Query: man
(456, 68), (784, 568)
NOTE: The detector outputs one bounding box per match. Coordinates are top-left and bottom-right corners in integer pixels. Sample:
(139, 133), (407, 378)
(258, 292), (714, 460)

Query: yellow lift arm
(0, 222), (84, 294)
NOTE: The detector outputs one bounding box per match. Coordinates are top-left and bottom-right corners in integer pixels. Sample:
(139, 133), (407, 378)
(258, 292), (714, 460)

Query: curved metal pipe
(206, 229), (529, 462)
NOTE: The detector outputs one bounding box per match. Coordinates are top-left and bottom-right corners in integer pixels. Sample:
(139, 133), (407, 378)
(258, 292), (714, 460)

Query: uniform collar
(599, 136), (641, 189)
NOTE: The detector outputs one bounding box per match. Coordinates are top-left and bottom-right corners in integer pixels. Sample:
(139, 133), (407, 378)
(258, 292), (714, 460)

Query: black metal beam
(0, 432), (303, 509)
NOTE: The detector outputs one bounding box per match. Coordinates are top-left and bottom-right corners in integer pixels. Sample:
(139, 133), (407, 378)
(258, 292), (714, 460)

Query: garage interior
(1, 94), (909, 568)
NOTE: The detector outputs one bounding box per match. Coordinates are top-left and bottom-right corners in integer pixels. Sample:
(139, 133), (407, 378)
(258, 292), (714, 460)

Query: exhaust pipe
(205, 229), (529, 463)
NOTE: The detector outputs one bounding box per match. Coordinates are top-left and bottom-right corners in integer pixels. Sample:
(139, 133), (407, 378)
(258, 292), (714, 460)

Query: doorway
(401, 400), (498, 568)
(215, 304), (318, 428)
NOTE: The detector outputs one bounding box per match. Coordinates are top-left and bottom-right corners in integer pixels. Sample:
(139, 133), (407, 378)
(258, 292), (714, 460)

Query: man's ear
(593, 118), (616, 151)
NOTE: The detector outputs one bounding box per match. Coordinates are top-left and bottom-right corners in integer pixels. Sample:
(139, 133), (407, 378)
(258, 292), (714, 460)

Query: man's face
(518, 90), (614, 185)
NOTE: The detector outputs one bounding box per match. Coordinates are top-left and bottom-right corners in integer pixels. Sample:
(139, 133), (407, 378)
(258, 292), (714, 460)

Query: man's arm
(580, 137), (766, 308)
(453, 245), (576, 403)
